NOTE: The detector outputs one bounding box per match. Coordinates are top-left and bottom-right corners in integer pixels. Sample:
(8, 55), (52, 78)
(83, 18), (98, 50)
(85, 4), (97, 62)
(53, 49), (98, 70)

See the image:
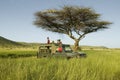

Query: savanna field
(0, 48), (120, 80)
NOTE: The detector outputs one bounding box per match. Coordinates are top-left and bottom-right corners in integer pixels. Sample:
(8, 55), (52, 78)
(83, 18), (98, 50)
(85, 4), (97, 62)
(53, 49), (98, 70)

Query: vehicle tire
(67, 56), (72, 60)
(37, 52), (39, 58)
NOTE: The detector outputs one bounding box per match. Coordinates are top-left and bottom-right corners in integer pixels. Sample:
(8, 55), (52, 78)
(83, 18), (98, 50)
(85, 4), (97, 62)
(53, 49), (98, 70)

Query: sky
(0, 0), (120, 48)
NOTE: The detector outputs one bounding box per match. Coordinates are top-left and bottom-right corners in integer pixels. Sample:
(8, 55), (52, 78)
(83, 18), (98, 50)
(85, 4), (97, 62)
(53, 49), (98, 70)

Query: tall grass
(0, 50), (120, 80)
(0, 48), (37, 58)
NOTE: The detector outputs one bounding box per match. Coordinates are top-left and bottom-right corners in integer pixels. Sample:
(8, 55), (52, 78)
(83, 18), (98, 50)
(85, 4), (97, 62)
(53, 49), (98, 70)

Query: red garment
(47, 39), (50, 44)
(58, 47), (62, 52)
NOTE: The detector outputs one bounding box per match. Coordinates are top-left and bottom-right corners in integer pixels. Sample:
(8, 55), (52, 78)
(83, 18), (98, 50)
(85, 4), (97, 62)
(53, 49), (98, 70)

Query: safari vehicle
(37, 43), (86, 59)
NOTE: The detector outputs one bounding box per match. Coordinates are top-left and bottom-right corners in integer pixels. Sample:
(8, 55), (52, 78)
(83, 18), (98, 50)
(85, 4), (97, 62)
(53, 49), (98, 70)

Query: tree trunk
(73, 40), (81, 52)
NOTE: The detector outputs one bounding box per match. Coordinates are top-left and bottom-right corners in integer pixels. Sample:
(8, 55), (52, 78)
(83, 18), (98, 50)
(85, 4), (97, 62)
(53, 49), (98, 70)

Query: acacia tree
(34, 6), (111, 51)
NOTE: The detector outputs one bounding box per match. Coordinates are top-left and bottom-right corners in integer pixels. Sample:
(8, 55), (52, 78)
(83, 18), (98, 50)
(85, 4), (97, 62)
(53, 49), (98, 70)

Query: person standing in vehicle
(47, 37), (50, 49)
(57, 39), (62, 52)
(47, 37), (50, 44)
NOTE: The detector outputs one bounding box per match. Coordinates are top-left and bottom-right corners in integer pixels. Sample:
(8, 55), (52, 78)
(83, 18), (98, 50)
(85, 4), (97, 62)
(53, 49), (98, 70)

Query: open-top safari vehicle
(37, 43), (86, 59)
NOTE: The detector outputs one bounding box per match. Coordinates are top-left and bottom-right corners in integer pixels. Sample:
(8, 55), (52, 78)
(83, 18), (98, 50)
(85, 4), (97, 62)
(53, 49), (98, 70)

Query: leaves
(34, 5), (112, 42)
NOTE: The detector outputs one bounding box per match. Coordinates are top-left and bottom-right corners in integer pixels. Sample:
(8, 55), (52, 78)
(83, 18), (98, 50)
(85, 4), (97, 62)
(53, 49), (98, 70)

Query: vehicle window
(64, 46), (72, 51)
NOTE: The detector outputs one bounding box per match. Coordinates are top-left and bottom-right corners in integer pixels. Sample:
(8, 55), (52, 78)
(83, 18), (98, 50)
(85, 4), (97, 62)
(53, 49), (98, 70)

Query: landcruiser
(37, 43), (86, 59)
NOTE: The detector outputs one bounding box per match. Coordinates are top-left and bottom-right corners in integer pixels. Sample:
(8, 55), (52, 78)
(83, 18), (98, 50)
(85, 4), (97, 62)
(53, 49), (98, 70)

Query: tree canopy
(34, 6), (111, 51)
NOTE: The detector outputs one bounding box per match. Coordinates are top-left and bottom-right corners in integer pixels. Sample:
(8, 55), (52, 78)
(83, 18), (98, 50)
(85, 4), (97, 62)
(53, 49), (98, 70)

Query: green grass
(0, 49), (120, 80)
(0, 48), (37, 58)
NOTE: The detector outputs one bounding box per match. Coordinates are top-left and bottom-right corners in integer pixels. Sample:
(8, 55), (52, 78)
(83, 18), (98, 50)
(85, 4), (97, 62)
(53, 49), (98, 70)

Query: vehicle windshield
(64, 46), (72, 52)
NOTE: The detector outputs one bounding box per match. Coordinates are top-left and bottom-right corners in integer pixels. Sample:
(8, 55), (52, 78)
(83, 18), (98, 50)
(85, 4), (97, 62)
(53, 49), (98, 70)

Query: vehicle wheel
(37, 52), (39, 58)
(67, 56), (72, 60)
